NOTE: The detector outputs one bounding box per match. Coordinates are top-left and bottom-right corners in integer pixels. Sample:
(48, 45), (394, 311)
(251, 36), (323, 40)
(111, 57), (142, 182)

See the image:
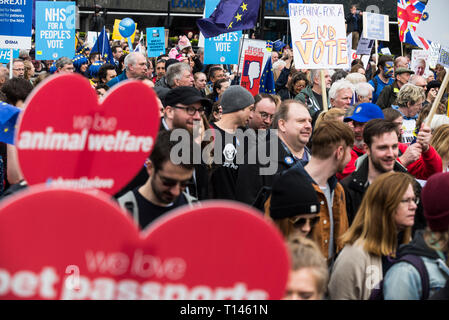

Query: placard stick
(375, 40), (378, 66)
(401, 42), (404, 57)
(425, 68), (449, 126)
(9, 49), (13, 80)
(321, 70), (328, 112)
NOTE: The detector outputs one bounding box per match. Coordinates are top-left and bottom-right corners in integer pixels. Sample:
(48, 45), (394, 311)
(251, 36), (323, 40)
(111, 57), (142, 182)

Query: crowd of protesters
(1, 22), (449, 301)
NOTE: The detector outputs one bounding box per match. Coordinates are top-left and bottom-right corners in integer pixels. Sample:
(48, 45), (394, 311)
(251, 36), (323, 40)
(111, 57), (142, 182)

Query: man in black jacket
(236, 100), (312, 206)
(346, 5), (363, 50)
(341, 119), (426, 232)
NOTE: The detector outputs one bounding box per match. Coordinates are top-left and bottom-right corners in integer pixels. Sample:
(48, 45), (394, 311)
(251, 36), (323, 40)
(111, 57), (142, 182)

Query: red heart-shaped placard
(0, 187), (289, 300)
(16, 74), (160, 195)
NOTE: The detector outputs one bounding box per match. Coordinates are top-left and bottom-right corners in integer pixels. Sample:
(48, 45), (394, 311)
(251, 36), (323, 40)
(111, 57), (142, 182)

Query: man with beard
(287, 120), (354, 261)
(368, 55), (394, 104)
(341, 119), (426, 232)
(118, 130), (195, 230)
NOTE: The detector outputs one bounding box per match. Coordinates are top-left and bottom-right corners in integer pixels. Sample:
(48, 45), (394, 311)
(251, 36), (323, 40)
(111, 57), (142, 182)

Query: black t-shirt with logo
(209, 123), (250, 200)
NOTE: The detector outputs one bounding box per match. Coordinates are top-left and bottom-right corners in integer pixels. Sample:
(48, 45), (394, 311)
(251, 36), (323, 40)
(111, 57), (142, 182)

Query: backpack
(369, 254), (430, 300)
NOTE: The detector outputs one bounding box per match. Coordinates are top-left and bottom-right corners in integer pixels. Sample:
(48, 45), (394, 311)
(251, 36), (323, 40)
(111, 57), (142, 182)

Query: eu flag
(259, 58), (275, 94)
(91, 26), (114, 65)
(197, 0), (261, 39)
(0, 102), (21, 145)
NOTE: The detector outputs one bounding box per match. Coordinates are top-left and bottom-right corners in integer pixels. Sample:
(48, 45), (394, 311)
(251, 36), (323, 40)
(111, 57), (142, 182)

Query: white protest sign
(381, 47), (391, 55)
(362, 12), (389, 41)
(438, 47), (449, 68)
(356, 38), (374, 55)
(86, 31), (110, 48)
(411, 49), (430, 76)
(289, 3), (348, 69)
(428, 42), (441, 69)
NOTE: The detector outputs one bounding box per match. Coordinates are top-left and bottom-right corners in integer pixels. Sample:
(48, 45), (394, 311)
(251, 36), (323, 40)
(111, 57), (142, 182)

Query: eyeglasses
(172, 105), (205, 116)
(157, 172), (191, 188)
(400, 197), (419, 205)
(288, 216), (320, 228)
(258, 111), (274, 120)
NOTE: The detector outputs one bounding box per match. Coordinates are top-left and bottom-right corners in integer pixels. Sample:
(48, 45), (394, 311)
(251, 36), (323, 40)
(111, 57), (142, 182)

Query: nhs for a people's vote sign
(0, 0), (33, 49)
(35, 1), (76, 60)
(203, 0), (241, 65)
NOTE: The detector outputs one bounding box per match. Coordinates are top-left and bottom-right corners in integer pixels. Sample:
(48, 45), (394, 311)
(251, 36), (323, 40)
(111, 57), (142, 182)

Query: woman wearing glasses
(266, 167), (321, 240)
(328, 172), (417, 300)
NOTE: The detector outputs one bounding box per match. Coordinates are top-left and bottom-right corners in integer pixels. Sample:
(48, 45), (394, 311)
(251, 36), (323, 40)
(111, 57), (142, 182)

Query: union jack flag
(397, 0), (430, 49)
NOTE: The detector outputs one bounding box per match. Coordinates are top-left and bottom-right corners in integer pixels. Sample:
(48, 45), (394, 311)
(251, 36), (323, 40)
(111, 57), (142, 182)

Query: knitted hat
(220, 85), (254, 114)
(421, 172), (449, 232)
(270, 168), (320, 219)
(178, 35), (192, 51)
(87, 60), (105, 79)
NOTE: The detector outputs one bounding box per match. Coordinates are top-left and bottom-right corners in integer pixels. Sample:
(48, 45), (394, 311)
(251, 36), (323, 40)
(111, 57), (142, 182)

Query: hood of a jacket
(397, 230), (441, 260)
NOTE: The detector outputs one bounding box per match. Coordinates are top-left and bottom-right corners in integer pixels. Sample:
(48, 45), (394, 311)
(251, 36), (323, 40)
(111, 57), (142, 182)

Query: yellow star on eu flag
(241, 2), (248, 12)
(235, 13), (242, 21)
(228, 22), (233, 29)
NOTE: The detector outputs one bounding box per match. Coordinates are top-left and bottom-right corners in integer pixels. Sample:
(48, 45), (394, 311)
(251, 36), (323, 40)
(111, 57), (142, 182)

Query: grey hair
(55, 57), (73, 69)
(345, 72), (366, 85)
(329, 79), (355, 100)
(355, 82), (374, 98)
(166, 62), (191, 87)
(124, 52), (145, 69)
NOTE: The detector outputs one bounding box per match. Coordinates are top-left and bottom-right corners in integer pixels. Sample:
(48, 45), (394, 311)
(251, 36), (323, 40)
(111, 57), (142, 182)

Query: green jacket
(295, 86), (330, 117)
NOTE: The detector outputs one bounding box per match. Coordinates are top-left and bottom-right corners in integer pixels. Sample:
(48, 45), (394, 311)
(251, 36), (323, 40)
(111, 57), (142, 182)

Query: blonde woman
(430, 124), (449, 172)
(393, 83), (426, 144)
(284, 236), (329, 300)
(314, 108), (346, 129)
(328, 172), (416, 300)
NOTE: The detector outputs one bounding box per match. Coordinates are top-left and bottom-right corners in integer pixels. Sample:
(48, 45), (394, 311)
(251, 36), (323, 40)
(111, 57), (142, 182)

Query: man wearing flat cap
(376, 68), (414, 110)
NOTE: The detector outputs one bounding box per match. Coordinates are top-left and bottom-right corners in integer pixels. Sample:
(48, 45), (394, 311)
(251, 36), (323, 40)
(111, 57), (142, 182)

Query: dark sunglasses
(158, 173), (191, 188)
(288, 216), (320, 228)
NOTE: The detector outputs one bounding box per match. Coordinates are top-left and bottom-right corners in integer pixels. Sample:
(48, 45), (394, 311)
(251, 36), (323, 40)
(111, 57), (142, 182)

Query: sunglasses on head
(288, 216), (320, 228)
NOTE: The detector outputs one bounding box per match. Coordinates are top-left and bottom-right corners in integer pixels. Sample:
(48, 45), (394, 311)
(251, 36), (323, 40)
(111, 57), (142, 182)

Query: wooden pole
(321, 70), (328, 112)
(375, 40), (378, 66)
(401, 42), (404, 57)
(426, 68), (449, 126)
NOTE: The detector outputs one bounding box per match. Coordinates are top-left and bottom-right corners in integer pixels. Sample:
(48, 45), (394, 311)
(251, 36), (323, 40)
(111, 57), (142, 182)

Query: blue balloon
(119, 18), (136, 38)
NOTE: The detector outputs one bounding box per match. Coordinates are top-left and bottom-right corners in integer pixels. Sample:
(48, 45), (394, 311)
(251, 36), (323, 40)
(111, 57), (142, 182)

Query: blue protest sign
(203, 0), (241, 65)
(146, 27), (165, 58)
(35, 1), (76, 60)
(0, 0), (33, 49)
(0, 48), (19, 64)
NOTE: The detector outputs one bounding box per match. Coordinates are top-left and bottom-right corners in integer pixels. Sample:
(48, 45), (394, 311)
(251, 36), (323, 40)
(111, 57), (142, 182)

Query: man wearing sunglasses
(118, 130), (196, 230)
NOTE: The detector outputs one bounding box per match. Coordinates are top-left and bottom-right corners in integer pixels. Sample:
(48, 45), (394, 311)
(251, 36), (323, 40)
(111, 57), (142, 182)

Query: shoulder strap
(182, 191), (199, 207)
(372, 77), (378, 93)
(117, 191), (139, 226)
(398, 255), (430, 300)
